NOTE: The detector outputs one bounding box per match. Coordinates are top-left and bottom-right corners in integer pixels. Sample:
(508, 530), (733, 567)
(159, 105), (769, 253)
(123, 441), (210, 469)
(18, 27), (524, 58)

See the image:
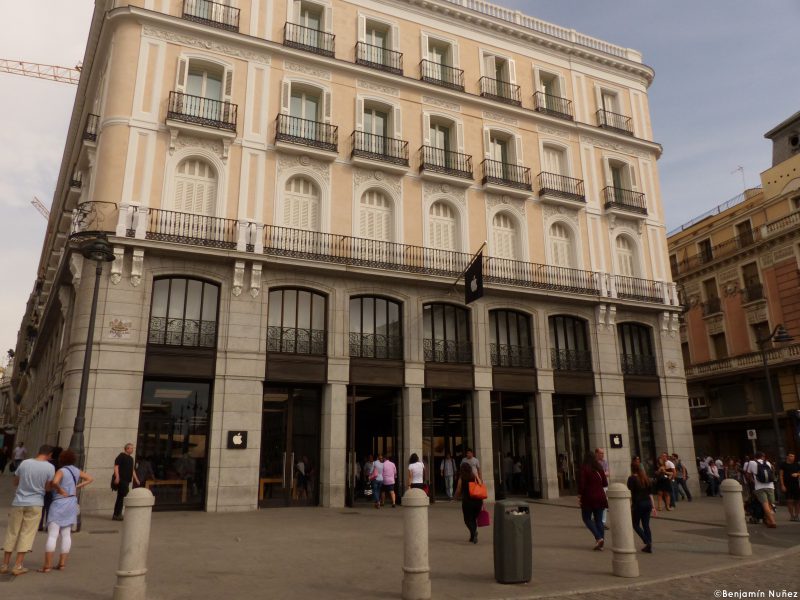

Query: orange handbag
(468, 481), (488, 500)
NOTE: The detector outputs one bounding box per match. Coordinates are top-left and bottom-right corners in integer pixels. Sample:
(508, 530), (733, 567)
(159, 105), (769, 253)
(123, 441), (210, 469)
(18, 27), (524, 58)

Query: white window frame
(538, 139), (573, 177)
(422, 111), (465, 153)
(274, 166), (330, 233)
(612, 232), (642, 278)
(422, 195), (467, 254)
(357, 13), (400, 51)
(175, 54), (234, 105)
(162, 147), (227, 219)
(487, 206), (528, 262)
(533, 66), (566, 99)
(602, 154), (639, 194)
(279, 77), (332, 124)
(479, 49), (516, 84)
(352, 178), (402, 243)
(355, 95), (403, 141)
(420, 31), (459, 69)
(482, 126), (523, 166)
(545, 219), (581, 269)
(287, 0), (332, 32)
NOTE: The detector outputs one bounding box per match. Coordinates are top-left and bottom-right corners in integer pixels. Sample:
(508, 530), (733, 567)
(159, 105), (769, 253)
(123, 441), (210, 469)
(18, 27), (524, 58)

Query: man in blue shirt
(1, 445), (55, 576)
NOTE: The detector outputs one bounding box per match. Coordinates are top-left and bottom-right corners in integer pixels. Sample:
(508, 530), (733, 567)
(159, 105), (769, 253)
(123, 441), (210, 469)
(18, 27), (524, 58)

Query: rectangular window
(681, 342), (691, 367)
(710, 333), (728, 359)
(669, 254), (679, 278)
(698, 239), (713, 263)
(736, 220), (754, 246)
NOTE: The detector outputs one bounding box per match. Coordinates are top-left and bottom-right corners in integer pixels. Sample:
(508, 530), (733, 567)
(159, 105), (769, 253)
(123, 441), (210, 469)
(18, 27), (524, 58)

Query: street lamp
(757, 324), (794, 462)
(68, 235), (115, 470)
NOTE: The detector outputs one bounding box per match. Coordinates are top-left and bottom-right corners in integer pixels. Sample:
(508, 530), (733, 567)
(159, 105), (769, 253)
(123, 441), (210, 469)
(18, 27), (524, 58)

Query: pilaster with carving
(130, 249), (144, 287)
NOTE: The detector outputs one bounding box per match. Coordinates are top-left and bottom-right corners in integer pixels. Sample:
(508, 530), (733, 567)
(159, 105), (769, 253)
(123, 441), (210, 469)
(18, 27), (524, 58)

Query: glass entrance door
(626, 397), (657, 475)
(553, 395), (589, 495)
(491, 392), (541, 499)
(259, 386), (321, 508)
(422, 389), (473, 502)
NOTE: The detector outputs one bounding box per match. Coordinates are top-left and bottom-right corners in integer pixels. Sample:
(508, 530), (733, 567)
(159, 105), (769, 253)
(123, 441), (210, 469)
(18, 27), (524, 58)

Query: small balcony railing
(533, 92), (573, 120)
(349, 332), (403, 360)
(420, 146), (473, 180)
(603, 187), (647, 215)
(551, 348), (592, 371)
(267, 326), (326, 355)
(182, 0), (240, 31)
(145, 208), (238, 249)
(620, 353), (657, 376)
(284, 22), (335, 57)
(167, 91), (237, 131)
(482, 159), (531, 191)
(419, 60), (464, 91)
(351, 131), (408, 166)
(537, 172), (585, 202)
(148, 317), (217, 348)
(355, 42), (403, 75)
(677, 229), (763, 273)
(423, 339), (472, 364)
(614, 275), (665, 303)
(479, 77), (521, 105)
(83, 113), (99, 142)
(702, 297), (722, 316)
(765, 210), (800, 236)
(597, 109), (634, 136)
(276, 114), (338, 152)
(490, 344), (535, 368)
(742, 282), (764, 303)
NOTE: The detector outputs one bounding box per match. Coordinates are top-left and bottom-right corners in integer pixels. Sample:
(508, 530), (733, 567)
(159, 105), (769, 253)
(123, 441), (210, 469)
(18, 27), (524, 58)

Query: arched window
(349, 296), (402, 359)
(549, 222), (574, 268)
(283, 176), (320, 231)
(617, 323), (656, 375)
(148, 278), (219, 348)
(615, 235), (637, 277)
(267, 288), (326, 355)
(548, 315), (591, 371)
(428, 201), (458, 251)
(359, 189), (393, 241)
(174, 158), (217, 215)
(492, 212), (518, 260)
(489, 309), (533, 367)
(423, 303), (471, 363)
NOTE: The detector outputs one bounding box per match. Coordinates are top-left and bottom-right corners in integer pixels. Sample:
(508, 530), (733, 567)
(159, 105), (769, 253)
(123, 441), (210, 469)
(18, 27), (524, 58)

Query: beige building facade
(12, 0), (692, 513)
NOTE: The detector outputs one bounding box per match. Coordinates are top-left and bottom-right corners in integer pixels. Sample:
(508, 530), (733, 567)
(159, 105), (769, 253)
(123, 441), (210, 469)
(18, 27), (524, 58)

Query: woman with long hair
(455, 462), (483, 544)
(577, 452), (608, 550)
(654, 455), (673, 510)
(627, 464), (655, 553)
(407, 453), (425, 491)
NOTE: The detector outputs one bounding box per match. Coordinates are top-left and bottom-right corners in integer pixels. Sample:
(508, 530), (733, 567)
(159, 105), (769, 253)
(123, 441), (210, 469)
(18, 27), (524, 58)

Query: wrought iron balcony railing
(603, 186), (647, 215)
(614, 275), (665, 303)
(167, 91), (237, 131)
(284, 22), (335, 57)
(490, 344), (535, 368)
(742, 282), (764, 303)
(551, 348), (592, 371)
(145, 208), (238, 249)
(479, 77), (521, 105)
(182, 0), (240, 31)
(702, 297), (722, 316)
(355, 42), (403, 75)
(482, 159), (531, 191)
(148, 317), (217, 348)
(349, 332), (403, 360)
(83, 113), (99, 142)
(420, 146), (473, 180)
(423, 339), (472, 363)
(596, 109), (634, 136)
(276, 114), (338, 152)
(267, 326), (326, 355)
(676, 229), (762, 274)
(351, 131), (409, 166)
(533, 91), (573, 120)
(620, 353), (657, 376)
(419, 60), (465, 91)
(537, 172), (585, 202)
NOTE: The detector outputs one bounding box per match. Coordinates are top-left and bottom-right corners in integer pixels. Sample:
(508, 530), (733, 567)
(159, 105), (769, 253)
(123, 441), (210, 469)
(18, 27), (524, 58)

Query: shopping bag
(477, 508), (491, 527)
(468, 481), (488, 500)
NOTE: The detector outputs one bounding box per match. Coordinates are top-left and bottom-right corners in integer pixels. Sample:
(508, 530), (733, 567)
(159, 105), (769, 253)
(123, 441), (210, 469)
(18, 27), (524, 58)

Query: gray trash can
(493, 501), (532, 584)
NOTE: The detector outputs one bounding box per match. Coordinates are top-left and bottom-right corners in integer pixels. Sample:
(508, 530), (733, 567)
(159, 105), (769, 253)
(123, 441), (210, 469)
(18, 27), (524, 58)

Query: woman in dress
(455, 462), (483, 544)
(654, 455), (673, 510)
(39, 449), (93, 572)
(577, 452), (608, 550)
(627, 464), (655, 553)
(407, 453), (426, 491)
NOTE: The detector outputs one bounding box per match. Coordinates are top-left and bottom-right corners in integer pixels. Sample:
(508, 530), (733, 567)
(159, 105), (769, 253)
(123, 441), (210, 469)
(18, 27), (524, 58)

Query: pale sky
(1, 1), (798, 358)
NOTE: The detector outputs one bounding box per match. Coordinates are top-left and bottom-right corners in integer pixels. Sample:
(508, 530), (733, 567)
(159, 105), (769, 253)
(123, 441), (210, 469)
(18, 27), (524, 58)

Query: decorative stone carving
(422, 95), (460, 112)
(108, 319), (132, 339)
(130, 249), (144, 287)
(110, 247), (125, 285)
(232, 260), (245, 297)
(705, 315), (724, 335)
(170, 132), (225, 159)
(596, 305), (607, 330)
(670, 313), (680, 337)
(773, 245), (795, 262)
(666, 360), (678, 374)
(483, 111), (518, 126)
(745, 301), (768, 325)
(661, 312), (670, 333)
(57, 285), (72, 320)
(537, 124), (571, 140)
(606, 305), (616, 328)
(284, 60), (331, 80)
(579, 134), (649, 158)
(353, 168), (401, 197)
(357, 79), (399, 97)
(142, 26), (271, 64)
(250, 263), (262, 298)
(542, 204), (579, 226)
(759, 252), (774, 268)
(486, 193), (526, 218)
(277, 155), (330, 186)
(69, 254), (83, 290)
(422, 181), (465, 208)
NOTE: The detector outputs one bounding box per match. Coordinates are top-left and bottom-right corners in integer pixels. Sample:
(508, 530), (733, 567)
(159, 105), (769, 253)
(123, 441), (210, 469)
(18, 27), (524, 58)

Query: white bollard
(402, 488), (431, 600)
(607, 483), (639, 578)
(112, 488), (156, 600)
(721, 479), (752, 557)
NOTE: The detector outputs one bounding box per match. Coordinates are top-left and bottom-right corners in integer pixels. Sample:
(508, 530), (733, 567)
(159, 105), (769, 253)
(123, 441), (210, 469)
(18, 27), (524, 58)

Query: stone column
(721, 479), (752, 556)
(535, 388), (559, 499)
(607, 483), (639, 578)
(473, 389), (495, 501)
(403, 386), (423, 469)
(402, 488), (431, 600)
(321, 382), (347, 508)
(112, 488), (155, 600)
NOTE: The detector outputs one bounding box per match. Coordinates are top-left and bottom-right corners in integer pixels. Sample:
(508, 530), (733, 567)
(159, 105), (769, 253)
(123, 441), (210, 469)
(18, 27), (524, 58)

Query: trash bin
(493, 501), (532, 584)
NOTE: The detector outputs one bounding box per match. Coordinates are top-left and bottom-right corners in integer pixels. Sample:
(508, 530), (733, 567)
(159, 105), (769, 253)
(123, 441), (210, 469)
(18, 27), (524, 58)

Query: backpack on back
(755, 460), (773, 484)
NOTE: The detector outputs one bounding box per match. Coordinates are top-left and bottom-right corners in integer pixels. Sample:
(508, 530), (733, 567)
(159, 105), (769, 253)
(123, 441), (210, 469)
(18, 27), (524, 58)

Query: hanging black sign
(464, 252), (484, 304)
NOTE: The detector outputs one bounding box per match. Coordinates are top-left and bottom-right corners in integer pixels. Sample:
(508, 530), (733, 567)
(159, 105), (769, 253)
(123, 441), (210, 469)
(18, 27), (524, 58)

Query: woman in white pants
(39, 449), (93, 572)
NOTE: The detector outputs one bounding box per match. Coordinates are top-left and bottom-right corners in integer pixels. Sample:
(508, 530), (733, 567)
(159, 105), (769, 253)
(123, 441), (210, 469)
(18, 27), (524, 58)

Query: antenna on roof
(730, 166), (746, 193)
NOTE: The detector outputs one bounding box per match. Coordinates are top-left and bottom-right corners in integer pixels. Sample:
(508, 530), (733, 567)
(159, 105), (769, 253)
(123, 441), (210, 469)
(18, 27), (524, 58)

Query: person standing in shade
(502, 452), (514, 492)
(0, 444), (54, 576)
(382, 455), (398, 508)
(595, 448), (610, 529)
(370, 453), (384, 509)
(779, 452), (800, 522)
(441, 451), (456, 500)
(407, 453), (426, 491)
(627, 464), (655, 553)
(460, 448), (482, 482)
(455, 462), (483, 544)
(12, 442), (27, 472)
(577, 452), (608, 551)
(112, 443), (139, 521)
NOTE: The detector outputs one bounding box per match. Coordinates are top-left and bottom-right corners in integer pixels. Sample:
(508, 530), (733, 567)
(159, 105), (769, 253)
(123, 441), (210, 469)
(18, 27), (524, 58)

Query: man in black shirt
(113, 443), (140, 521)
(779, 452), (800, 522)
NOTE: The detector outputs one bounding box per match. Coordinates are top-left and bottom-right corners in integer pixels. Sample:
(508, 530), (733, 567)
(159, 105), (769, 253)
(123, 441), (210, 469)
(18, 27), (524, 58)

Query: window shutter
(223, 69), (233, 102)
(483, 128), (491, 159)
(514, 135), (523, 165)
(324, 6), (333, 32)
(456, 121), (465, 153)
(176, 58), (188, 92)
(603, 157), (613, 187)
(482, 53), (494, 78)
(358, 15), (366, 42)
(507, 58), (516, 84)
(451, 41), (460, 68)
(323, 90), (332, 123)
(281, 80), (291, 114)
(175, 179), (187, 211)
(421, 33), (429, 60)
(393, 106), (402, 139)
(203, 181), (217, 216)
(391, 24), (400, 51)
(355, 97), (364, 131)
(422, 113), (431, 145)
(533, 66), (542, 93)
(292, 0), (301, 20)
(628, 163), (639, 190)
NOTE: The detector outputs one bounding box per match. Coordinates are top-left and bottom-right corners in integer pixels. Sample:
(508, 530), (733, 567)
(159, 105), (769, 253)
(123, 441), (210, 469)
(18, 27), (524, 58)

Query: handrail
(276, 114), (338, 152)
(533, 91), (573, 120)
(596, 109), (633, 135)
(182, 0), (240, 31)
(420, 146), (473, 179)
(603, 186), (647, 214)
(83, 113), (99, 142)
(351, 131), (408, 165)
(537, 172), (585, 201)
(419, 59), (465, 91)
(284, 22), (335, 57)
(482, 159), (531, 190)
(355, 42), (403, 74)
(145, 208), (238, 249)
(479, 76), (521, 105)
(167, 91), (237, 131)
(667, 187), (762, 236)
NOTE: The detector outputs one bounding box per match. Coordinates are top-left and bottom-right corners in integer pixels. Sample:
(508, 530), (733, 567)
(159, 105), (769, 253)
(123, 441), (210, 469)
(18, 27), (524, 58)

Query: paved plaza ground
(0, 476), (798, 599)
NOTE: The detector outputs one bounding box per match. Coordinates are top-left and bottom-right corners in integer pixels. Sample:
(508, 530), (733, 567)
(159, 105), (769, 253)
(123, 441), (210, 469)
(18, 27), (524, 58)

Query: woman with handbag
(455, 463), (484, 544)
(627, 464), (656, 553)
(38, 449), (94, 572)
(577, 452), (608, 550)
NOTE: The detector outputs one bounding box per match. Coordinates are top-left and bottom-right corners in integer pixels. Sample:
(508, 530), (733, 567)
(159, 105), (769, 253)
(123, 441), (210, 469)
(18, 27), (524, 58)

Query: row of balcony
(685, 342), (800, 379)
(700, 283), (765, 317)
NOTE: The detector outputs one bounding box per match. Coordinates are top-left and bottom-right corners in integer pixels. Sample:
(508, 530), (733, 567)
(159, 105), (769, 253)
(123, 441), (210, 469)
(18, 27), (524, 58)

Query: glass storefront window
(422, 303), (471, 363)
(267, 288), (327, 355)
(148, 278), (219, 348)
(349, 296), (403, 359)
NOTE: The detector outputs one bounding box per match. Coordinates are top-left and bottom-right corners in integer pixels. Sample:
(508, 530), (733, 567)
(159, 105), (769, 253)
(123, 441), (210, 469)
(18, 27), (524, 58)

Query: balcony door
(542, 146), (566, 176)
(363, 107), (388, 154)
(290, 90), (320, 122)
(429, 122), (452, 168)
(492, 213), (517, 261)
(553, 395), (589, 495)
(427, 41), (450, 83)
(615, 235), (637, 277)
(187, 65), (222, 101)
(428, 201), (458, 254)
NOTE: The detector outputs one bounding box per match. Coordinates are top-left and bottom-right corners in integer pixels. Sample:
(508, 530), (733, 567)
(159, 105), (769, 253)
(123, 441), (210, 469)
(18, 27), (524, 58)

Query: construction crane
(31, 197), (50, 220)
(0, 59), (80, 85)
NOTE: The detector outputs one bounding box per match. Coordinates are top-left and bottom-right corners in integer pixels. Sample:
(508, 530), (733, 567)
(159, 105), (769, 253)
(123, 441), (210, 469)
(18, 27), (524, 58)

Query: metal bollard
(720, 479), (752, 557)
(112, 488), (156, 600)
(402, 488), (431, 600)
(607, 483), (639, 578)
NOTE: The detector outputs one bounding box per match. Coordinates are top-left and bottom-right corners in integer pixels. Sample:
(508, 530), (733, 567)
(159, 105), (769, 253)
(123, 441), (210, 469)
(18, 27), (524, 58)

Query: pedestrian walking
(672, 453), (692, 502)
(577, 452), (608, 551)
(654, 455), (674, 509)
(440, 451), (456, 500)
(39, 449), (94, 572)
(370, 453), (384, 508)
(455, 462), (483, 544)
(407, 453), (426, 492)
(707, 458), (721, 498)
(595, 447), (610, 529)
(0, 444), (54, 576)
(460, 448), (483, 482)
(744, 451), (777, 528)
(382, 455), (397, 507)
(627, 464), (655, 553)
(11, 442), (27, 472)
(779, 452), (800, 521)
(112, 443), (139, 521)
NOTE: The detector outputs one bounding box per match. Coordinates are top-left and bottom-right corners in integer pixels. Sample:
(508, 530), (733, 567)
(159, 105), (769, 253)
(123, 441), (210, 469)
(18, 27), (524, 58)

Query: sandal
(37, 567), (52, 573)
(12, 567), (29, 576)
(0, 564), (8, 575)
(56, 564), (66, 571)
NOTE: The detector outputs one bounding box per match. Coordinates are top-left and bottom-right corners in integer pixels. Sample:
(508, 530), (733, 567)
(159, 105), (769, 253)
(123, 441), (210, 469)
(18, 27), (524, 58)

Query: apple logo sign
(233, 433), (243, 445)
(470, 276), (478, 292)
(227, 430), (247, 449)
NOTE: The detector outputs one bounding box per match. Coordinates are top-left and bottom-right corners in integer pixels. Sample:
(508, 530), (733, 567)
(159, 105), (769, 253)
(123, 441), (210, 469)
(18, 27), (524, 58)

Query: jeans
(676, 478), (692, 501)
(372, 480), (383, 504)
(670, 480), (678, 506)
(631, 500), (652, 546)
(581, 508), (605, 541)
(444, 475), (454, 498)
(708, 477), (720, 497)
(113, 481), (131, 517)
